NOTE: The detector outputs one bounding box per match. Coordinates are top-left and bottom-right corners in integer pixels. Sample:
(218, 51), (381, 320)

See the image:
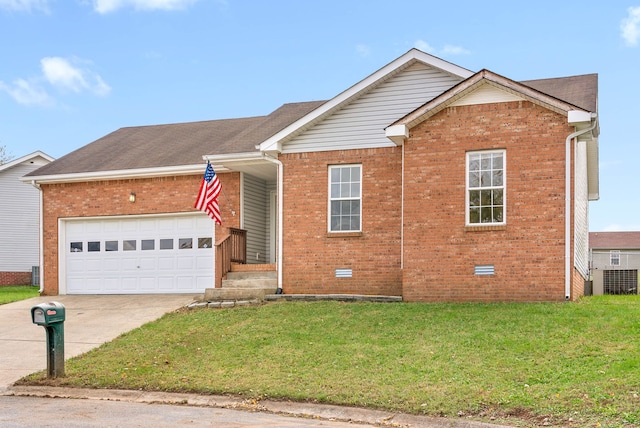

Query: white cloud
(621, 6), (640, 46)
(414, 39), (470, 56)
(442, 44), (471, 55)
(0, 78), (52, 106)
(41, 57), (111, 96)
(414, 39), (435, 53)
(92, 0), (198, 13)
(0, 0), (49, 12)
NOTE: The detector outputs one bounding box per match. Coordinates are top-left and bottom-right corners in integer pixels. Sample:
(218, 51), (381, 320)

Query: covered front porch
(206, 153), (282, 297)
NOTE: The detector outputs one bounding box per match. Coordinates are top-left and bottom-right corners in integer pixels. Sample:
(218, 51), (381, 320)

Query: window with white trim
(467, 150), (505, 225)
(610, 250), (621, 266)
(329, 165), (361, 232)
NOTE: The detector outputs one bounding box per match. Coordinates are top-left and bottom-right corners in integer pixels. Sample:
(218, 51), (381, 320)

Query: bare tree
(0, 144), (14, 165)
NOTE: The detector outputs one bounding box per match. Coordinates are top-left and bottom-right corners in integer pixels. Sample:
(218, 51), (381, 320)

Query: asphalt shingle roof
(27, 100), (326, 177)
(590, 232), (640, 250)
(522, 74), (598, 112)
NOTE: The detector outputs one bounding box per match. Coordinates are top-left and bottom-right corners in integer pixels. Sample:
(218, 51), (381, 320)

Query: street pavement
(0, 395), (374, 428)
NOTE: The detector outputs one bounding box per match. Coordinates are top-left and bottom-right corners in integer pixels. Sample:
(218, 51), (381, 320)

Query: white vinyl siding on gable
(283, 63), (464, 153)
(0, 159), (48, 271)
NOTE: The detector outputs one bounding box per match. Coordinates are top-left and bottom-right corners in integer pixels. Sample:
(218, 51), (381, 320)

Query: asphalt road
(0, 395), (374, 428)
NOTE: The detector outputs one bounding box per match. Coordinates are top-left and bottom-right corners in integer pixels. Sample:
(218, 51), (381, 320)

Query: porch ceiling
(210, 157), (278, 181)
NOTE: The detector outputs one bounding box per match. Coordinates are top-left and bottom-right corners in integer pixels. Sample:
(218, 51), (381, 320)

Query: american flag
(194, 161), (222, 224)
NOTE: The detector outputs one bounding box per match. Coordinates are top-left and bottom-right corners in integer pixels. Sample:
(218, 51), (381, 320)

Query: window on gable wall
(467, 150), (506, 225)
(610, 250), (621, 266)
(329, 164), (361, 232)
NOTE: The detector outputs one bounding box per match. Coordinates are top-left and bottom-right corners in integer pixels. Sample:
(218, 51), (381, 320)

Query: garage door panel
(139, 277), (156, 290)
(122, 277), (138, 291)
(104, 278), (121, 291)
(64, 214), (213, 294)
(103, 259), (120, 272)
(177, 256), (194, 269)
(158, 257), (176, 270)
(158, 277), (175, 290)
(139, 257), (157, 270)
(177, 276), (196, 290)
(196, 254), (213, 269)
(86, 258), (103, 272)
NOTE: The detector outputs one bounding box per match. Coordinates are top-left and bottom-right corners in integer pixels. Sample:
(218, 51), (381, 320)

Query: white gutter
(564, 119), (597, 300)
(262, 154), (284, 292)
(20, 164), (206, 185)
(28, 180), (44, 294)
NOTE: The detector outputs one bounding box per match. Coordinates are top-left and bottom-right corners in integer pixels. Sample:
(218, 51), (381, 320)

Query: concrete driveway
(0, 294), (196, 392)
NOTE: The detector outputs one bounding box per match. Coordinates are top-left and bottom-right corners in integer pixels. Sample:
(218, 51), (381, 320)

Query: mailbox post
(31, 302), (66, 378)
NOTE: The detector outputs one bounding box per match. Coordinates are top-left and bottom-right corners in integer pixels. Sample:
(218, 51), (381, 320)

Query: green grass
(0, 285), (39, 304)
(19, 296), (640, 427)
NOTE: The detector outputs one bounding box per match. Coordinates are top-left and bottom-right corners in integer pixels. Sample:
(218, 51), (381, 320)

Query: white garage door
(64, 214), (214, 294)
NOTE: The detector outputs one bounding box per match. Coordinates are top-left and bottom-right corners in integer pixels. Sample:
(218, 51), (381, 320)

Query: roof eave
(20, 164), (205, 184)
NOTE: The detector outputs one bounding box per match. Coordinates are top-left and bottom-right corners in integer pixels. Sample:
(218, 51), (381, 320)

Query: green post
(31, 302), (66, 379)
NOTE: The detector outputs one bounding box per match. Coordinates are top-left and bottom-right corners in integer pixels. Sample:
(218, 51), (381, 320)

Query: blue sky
(0, 0), (638, 232)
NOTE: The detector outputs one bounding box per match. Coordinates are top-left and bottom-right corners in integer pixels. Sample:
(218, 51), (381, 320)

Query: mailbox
(31, 301), (66, 378)
(31, 302), (66, 326)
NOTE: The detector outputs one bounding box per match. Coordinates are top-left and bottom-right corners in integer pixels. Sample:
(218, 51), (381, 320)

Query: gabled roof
(25, 101), (325, 180)
(259, 48), (474, 153)
(388, 69), (597, 132)
(0, 151), (54, 173)
(590, 232), (640, 250)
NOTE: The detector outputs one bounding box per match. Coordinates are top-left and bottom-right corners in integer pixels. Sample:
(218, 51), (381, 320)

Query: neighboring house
(589, 232), (640, 295)
(23, 49), (600, 302)
(0, 151), (54, 285)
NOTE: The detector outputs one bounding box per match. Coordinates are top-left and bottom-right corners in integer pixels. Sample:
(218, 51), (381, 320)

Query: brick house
(23, 49), (599, 301)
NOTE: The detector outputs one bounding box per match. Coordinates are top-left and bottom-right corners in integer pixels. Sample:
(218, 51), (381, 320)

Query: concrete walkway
(0, 294), (196, 392)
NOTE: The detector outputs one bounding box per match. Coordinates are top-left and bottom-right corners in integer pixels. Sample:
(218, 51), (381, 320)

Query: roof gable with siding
(282, 62), (468, 154)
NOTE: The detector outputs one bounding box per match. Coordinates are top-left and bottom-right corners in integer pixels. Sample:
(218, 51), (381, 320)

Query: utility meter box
(31, 302), (66, 326)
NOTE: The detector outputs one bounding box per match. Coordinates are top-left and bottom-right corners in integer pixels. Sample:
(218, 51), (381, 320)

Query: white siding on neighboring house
(283, 63), (464, 153)
(0, 154), (52, 272)
(574, 141), (589, 277)
(242, 173), (268, 264)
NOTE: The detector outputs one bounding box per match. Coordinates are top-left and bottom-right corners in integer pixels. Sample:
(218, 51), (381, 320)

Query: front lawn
(20, 296), (640, 427)
(0, 285), (39, 305)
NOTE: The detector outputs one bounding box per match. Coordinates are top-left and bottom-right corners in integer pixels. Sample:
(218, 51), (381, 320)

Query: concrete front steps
(202, 264), (277, 303)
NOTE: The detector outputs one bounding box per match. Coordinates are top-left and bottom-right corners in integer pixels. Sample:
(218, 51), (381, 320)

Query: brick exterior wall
(0, 271), (32, 286)
(39, 172), (240, 295)
(280, 148), (403, 296)
(402, 101), (574, 302)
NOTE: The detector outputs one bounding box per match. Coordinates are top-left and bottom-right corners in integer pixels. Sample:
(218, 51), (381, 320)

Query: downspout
(29, 180), (44, 294)
(564, 121), (597, 300)
(263, 154), (283, 292)
(401, 143), (405, 269)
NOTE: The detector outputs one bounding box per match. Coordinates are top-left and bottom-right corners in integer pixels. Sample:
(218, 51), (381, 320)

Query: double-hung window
(610, 250), (621, 266)
(329, 164), (361, 232)
(467, 150), (505, 225)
